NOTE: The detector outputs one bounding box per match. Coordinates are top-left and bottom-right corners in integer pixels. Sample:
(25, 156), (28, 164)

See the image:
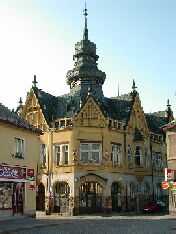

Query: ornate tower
(66, 5), (106, 101)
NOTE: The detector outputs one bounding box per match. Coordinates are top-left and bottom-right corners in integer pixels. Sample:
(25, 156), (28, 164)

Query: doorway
(36, 183), (45, 211)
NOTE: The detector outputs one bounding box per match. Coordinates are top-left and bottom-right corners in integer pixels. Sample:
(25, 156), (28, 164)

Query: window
(112, 144), (122, 166)
(135, 146), (143, 167)
(40, 144), (47, 167)
(153, 152), (162, 170)
(54, 144), (69, 165)
(144, 148), (150, 168)
(127, 145), (133, 167)
(55, 145), (60, 166)
(15, 138), (24, 159)
(62, 145), (68, 165)
(80, 143), (101, 163)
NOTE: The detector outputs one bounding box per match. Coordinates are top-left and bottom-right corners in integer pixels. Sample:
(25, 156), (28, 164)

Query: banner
(0, 165), (26, 179)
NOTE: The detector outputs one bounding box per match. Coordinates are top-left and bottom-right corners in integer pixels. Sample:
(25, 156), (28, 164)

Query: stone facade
(163, 121), (176, 214)
(19, 7), (170, 215)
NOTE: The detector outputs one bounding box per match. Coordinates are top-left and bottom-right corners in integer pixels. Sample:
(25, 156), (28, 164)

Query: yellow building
(20, 8), (171, 215)
(0, 103), (41, 217)
(163, 119), (176, 214)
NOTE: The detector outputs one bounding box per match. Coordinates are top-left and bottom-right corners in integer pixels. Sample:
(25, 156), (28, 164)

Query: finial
(132, 79), (137, 91)
(167, 99), (171, 107)
(83, 1), (88, 40)
(88, 86), (91, 96)
(118, 82), (120, 97)
(32, 74), (38, 88)
(80, 99), (82, 108)
(19, 97), (23, 106)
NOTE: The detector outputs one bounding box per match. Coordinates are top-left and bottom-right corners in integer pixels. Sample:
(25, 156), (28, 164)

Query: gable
(74, 96), (106, 127)
(127, 95), (149, 136)
(22, 89), (48, 131)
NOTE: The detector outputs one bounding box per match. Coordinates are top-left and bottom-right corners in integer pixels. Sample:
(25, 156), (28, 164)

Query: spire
(131, 79), (138, 97)
(166, 99), (174, 122)
(132, 79), (137, 92)
(83, 1), (88, 40)
(167, 99), (171, 108)
(118, 82), (120, 97)
(32, 74), (38, 88)
(19, 97), (23, 106)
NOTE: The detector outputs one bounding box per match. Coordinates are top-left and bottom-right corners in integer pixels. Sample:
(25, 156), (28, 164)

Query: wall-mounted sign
(27, 168), (35, 180)
(162, 181), (169, 190)
(0, 165), (26, 179)
(164, 168), (175, 181)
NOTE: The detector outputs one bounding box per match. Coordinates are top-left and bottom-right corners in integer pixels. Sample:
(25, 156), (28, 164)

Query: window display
(0, 182), (13, 209)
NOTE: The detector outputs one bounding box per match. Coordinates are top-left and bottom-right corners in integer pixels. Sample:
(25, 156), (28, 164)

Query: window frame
(14, 137), (25, 159)
(40, 144), (47, 167)
(54, 143), (69, 166)
(135, 145), (143, 167)
(111, 143), (122, 166)
(80, 142), (102, 164)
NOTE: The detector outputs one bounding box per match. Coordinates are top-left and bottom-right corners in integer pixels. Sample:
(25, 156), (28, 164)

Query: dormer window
(60, 120), (65, 128)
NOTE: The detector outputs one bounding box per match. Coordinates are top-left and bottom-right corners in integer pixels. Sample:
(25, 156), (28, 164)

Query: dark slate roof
(101, 96), (133, 122)
(32, 87), (167, 134)
(145, 113), (168, 134)
(33, 87), (59, 123)
(0, 103), (42, 134)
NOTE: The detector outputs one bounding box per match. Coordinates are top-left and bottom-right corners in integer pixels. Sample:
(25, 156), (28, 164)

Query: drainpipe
(150, 137), (155, 201)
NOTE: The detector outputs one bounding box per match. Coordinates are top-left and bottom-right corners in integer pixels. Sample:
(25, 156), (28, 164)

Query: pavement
(0, 213), (176, 234)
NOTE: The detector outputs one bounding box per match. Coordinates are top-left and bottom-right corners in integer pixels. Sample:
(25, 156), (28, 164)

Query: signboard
(162, 181), (169, 190)
(0, 165), (26, 180)
(27, 169), (35, 181)
(164, 168), (175, 181)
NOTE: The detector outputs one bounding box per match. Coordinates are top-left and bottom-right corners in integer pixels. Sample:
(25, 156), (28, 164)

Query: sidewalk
(36, 211), (176, 220)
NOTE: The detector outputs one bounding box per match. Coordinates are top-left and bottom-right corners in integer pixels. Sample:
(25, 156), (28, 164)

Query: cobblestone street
(1, 215), (176, 234)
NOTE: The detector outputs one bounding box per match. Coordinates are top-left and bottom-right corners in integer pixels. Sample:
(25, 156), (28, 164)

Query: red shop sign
(162, 181), (169, 190)
(0, 165), (26, 179)
(27, 169), (34, 178)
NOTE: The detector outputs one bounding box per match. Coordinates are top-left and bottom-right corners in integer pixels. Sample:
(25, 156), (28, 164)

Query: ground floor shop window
(0, 182), (24, 215)
(0, 182), (13, 209)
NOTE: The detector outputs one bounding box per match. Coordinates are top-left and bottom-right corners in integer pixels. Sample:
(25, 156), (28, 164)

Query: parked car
(143, 202), (160, 213)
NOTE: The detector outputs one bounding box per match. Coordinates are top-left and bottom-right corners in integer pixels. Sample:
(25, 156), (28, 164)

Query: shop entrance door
(36, 183), (45, 211)
(12, 183), (24, 215)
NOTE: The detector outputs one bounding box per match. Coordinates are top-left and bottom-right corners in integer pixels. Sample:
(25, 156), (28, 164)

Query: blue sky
(0, 0), (176, 114)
